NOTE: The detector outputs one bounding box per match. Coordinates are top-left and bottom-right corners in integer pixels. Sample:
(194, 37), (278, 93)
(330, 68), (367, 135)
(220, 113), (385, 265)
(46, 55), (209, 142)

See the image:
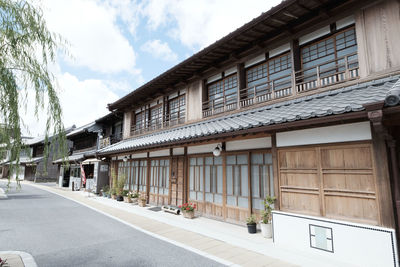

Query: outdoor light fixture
(213, 144), (223, 157)
(123, 156), (128, 162)
(101, 157), (106, 161)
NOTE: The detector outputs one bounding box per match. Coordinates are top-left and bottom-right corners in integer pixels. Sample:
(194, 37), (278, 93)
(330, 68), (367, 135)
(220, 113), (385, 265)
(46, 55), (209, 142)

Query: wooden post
(290, 39), (301, 97)
(247, 151), (252, 215)
(146, 152), (150, 203)
(271, 133), (280, 210)
(367, 108), (396, 228)
(237, 63), (245, 109)
(222, 142), (227, 220)
(183, 147), (188, 204)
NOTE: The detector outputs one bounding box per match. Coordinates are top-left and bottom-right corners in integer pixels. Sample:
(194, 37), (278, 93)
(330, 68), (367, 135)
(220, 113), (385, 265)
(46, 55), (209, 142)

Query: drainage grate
(147, 206), (162, 212)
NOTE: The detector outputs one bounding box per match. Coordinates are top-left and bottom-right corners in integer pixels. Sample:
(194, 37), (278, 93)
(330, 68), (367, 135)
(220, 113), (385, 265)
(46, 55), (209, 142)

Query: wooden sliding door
(278, 142), (379, 225)
(149, 158), (170, 206)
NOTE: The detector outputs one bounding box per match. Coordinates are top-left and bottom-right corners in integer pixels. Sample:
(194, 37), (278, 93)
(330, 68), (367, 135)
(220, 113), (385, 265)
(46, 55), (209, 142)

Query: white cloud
(21, 73), (119, 136)
(141, 0), (282, 50)
(141, 40), (178, 62)
(42, 0), (138, 74)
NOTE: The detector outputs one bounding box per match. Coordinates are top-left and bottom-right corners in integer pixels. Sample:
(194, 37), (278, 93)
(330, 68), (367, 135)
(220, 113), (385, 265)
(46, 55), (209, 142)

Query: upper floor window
(150, 105), (163, 130)
(168, 95), (185, 126)
(204, 74), (238, 117)
(297, 26), (358, 91)
(241, 53), (292, 108)
(134, 109), (149, 134)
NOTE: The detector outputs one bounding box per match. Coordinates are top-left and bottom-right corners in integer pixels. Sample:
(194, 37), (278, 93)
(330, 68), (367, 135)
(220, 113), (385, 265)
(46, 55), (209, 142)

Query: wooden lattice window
(150, 159), (170, 196)
(207, 74), (238, 107)
(226, 154), (249, 208)
(168, 95), (185, 124)
(251, 153), (274, 210)
(150, 105), (163, 130)
(246, 53), (292, 91)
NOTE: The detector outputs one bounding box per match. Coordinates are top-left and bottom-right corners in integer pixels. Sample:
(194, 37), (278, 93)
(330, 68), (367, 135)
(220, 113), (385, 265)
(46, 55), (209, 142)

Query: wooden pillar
(247, 151), (252, 215)
(368, 109), (396, 228)
(271, 133), (280, 210)
(146, 152), (150, 203)
(237, 63), (245, 109)
(222, 142), (227, 220)
(183, 147), (188, 204)
(290, 39), (301, 97)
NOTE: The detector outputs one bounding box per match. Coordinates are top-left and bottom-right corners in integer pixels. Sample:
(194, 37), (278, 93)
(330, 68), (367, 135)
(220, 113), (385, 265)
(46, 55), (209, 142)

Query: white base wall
(272, 211), (398, 267)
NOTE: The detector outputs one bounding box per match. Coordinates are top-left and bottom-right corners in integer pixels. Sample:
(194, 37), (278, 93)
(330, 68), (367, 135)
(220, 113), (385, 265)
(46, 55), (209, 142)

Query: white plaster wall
(299, 25), (330, 45)
(272, 211), (398, 267)
(173, 147), (185, 155)
(187, 81), (202, 121)
(226, 137), (271, 151)
(149, 149), (170, 157)
(188, 143), (219, 154)
(131, 152), (147, 159)
(122, 112), (131, 139)
(276, 122), (371, 147)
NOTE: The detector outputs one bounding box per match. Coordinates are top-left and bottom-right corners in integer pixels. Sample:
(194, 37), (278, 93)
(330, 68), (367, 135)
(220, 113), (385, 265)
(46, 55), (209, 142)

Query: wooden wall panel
(279, 143), (381, 226)
(355, 0), (400, 76)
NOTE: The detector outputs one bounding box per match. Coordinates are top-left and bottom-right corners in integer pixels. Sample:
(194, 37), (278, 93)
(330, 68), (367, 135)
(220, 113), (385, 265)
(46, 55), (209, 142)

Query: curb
(0, 251), (37, 267)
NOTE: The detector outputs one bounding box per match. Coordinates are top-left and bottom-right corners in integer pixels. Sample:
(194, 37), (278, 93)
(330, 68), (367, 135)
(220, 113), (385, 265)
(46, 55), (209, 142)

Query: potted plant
(129, 191), (139, 204)
(116, 174), (126, 202)
(138, 192), (147, 207)
(260, 195), (276, 238)
(102, 185), (110, 197)
(179, 203), (196, 219)
(110, 187), (117, 200)
(246, 214), (257, 234)
(123, 190), (131, 203)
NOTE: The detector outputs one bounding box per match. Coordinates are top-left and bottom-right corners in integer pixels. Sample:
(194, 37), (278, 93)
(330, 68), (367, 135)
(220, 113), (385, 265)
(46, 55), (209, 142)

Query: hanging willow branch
(0, 0), (68, 188)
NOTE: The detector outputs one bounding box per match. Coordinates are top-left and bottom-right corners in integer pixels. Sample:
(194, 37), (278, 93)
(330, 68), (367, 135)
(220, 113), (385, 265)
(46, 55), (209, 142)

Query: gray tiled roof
(53, 149), (97, 164)
(99, 76), (400, 154)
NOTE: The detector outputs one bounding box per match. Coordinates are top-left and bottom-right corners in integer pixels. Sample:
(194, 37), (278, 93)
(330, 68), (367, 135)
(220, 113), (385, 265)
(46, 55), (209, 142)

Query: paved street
(0, 181), (224, 267)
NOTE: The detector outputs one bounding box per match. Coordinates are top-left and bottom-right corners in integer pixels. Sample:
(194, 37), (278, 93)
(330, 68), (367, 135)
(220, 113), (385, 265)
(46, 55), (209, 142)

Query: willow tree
(0, 0), (67, 187)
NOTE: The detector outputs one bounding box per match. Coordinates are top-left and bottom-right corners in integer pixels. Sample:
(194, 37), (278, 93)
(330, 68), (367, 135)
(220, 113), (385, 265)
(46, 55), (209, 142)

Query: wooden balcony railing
(239, 73), (292, 108)
(201, 53), (359, 118)
(295, 53), (359, 93)
(130, 113), (185, 136)
(202, 91), (237, 117)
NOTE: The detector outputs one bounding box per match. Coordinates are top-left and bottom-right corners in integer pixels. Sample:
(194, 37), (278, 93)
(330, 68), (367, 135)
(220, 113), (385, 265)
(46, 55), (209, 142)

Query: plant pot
(117, 195), (123, 201)
(131, 198), (138, 204)
(182, 210), (194, 219)
(138, 199), (147, 207)
(260, 222), (272, 238)
(247, 223), (257, 234)
(107, 194), (111, 198)
(123, 196), (132, 203)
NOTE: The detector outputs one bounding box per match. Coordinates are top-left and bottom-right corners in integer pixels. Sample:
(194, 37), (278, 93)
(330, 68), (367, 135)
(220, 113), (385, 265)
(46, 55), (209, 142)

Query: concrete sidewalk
(26, 182), (348, 267)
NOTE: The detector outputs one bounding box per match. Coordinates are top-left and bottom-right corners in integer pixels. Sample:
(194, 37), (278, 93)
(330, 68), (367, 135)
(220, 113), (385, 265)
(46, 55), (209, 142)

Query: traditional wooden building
(99, 0), (400, 265)
(54, 113), (123, 192)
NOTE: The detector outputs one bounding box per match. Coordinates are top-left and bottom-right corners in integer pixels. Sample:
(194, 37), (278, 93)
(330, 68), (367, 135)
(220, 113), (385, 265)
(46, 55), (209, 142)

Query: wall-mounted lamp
(123, 156), (128, 162)
(213, 144), (223, 157)
(101, 157), (106, 161)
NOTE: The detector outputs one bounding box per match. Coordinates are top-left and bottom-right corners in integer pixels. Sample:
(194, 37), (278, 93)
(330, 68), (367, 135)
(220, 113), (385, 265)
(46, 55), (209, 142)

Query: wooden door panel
(325, 195), (378, 224)
(323, 173), (375, 192)
(279, 143), (379, 225)
(280, 172), (319, 188)
(279, 149), (317, 169)
(281, 191), (320, 215)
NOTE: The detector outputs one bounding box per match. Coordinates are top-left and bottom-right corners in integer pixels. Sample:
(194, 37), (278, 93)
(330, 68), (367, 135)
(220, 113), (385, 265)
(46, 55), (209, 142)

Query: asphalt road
(0, 181), (224, 267)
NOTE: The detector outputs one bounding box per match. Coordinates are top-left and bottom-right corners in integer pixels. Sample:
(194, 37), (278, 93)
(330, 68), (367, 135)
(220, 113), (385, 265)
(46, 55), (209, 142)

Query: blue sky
(22, 0), (281, 136)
